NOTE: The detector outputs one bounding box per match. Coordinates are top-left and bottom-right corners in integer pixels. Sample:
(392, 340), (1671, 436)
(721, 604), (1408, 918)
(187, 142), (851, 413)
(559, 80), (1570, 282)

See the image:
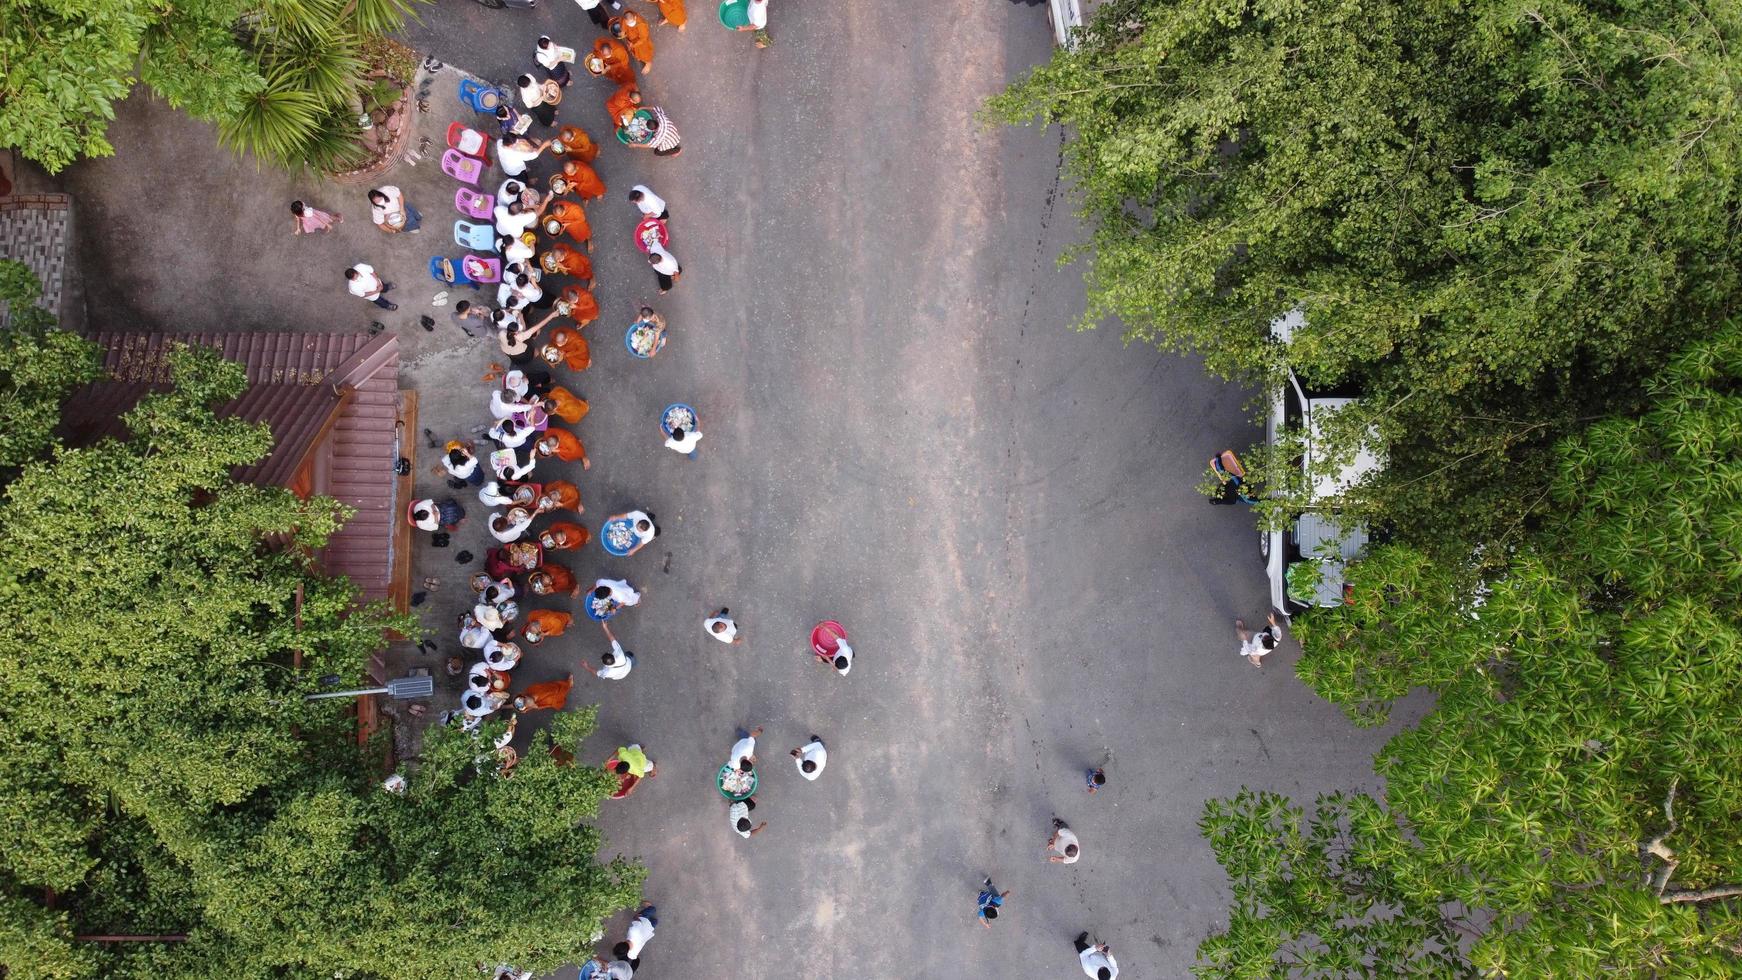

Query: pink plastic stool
(462, 254), (502, 284)
(455, 189), (494, 220)
(441, 148), (483, 186)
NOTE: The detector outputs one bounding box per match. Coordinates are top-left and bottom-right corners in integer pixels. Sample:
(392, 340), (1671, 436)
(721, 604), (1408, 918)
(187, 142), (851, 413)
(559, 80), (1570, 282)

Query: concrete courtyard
(49, 0), (1401, 975)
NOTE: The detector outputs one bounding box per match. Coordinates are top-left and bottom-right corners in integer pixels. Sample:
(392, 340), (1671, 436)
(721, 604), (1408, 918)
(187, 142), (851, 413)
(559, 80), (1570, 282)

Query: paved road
(55, 0), (1399, 975)
(398, 2), (1397, 977)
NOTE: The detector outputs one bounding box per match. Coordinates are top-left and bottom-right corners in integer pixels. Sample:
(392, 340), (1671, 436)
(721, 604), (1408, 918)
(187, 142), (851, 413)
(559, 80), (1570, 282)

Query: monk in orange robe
(560, 159), (606, 201)
(540, 244), (593, 284)
(653, 0), (687, 30)
(540, 328), (592, 372)
(515, 674), (574, 712)
(605, 83), (641, 128)
(528, 561), (578, 596)
(558, 286), (599, 326)
(554, 125), (599, 163)
(538, 521), (591, 551)
(610, 12), (655, 74)
(519, 608), (573, 645)
(543, 385), (589, 424)
(538, 479), (582, 515)
(544, 200), (592, 249)
(534, 427), (590, 468)
(589, 37), (634, 85)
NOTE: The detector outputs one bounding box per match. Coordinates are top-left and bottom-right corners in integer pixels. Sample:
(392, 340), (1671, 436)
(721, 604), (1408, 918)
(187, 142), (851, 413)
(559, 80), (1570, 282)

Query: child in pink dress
(290, 200), (341, 234)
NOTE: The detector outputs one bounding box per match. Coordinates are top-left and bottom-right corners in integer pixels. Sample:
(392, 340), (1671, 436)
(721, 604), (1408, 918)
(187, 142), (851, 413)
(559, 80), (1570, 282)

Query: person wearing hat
(1235, 612), (1283, 667)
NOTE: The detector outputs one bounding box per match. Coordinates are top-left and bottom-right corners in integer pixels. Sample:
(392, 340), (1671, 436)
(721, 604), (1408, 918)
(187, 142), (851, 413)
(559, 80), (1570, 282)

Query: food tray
(717, 763), (758, 801)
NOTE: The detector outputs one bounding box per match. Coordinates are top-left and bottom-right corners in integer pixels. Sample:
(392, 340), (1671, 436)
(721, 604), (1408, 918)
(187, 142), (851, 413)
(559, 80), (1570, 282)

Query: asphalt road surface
(54, 0), (1401, 975)
(397, 2), (1401, 976)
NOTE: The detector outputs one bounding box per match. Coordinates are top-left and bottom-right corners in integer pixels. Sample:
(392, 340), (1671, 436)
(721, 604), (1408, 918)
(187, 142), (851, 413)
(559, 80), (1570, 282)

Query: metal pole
(305, 686), (390, 701)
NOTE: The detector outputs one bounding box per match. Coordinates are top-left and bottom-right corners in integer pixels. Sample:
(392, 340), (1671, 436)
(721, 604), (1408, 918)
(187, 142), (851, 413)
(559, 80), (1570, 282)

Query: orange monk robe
(536, 426), (589, 465)
(605, 83), (641, 127)
(591, 38), (634, 85)
(542, 479), (582, 513)
(541, 336), (591, 372)
(544, 385), (589, 425)
(560, 159), (607, 200)
(538, 521), (591, 551)
(653, 0), (688, 29)
(611, 12), (654, 69)
(530, 561), (577, 595)
(559, 285), (600, 326)
(520, 609), (573, 644)
(554, 125), (599, 163)
(518, 674), (574, 712)
(546, 200), (592, 245)
(541, 244), (593, 281)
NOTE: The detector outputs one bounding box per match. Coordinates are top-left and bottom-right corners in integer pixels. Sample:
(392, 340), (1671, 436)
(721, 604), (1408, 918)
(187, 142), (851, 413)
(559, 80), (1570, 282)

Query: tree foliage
(0, 262), (101, 471)
(0, 0), (427, 174)
(991, 0), (1742, 550)
(0, 346), (639, 978)
(1197, 325), (1742, 976)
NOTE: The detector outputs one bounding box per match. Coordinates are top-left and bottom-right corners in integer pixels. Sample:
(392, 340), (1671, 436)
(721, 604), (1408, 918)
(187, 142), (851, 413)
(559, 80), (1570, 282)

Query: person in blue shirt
(976, 877), (1011, 928)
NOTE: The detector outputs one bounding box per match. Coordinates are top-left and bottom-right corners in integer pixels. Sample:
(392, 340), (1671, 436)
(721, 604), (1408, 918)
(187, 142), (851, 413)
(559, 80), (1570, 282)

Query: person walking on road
(976, 878), (1010, 928)
(588, 36), (635, 85)
(816, 633), (853, 675)
(346, 264), (396, 310)
(517, 74), (561, 128)
(736, 0), (770, 47)
(1075, 933), (1118, 979)
(609, 10), (656, 73)
(290, 200), (340, 234)
(575, 0), (616, 30)
(665, 416), (701, 457)
(648, 246), (680, 292)
(1236, 611), (1283, 667)
(650, 0), (686, 30)
(644, 106), (681, 156)
(704, 608), (743, 645)
(729, 798), (766, 838)
(598, 577), (643, 607)
(536, 36), (576, 87)
(1047, 819), (1082, 864)
(1086, 767), (1107, 794)
(586, 621), (636, 679)
(791, 737), (827, 780)
(628, 184), (669, 219)
(614, 906), (658, 967)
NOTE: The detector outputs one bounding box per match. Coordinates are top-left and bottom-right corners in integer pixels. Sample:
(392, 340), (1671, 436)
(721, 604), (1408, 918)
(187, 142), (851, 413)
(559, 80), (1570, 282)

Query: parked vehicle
(1262, 310), (1378, 618)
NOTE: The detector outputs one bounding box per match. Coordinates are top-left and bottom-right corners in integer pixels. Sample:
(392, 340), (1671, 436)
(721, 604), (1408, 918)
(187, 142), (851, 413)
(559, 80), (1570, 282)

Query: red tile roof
(61, 332), (408, 605)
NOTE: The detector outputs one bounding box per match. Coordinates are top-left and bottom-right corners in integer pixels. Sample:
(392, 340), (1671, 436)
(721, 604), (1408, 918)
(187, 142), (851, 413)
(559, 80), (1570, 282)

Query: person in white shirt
(704, 608), (742, 645)
(488, 509), (532, 543)
(790, 737), (827, 780)
(612, 906), (657, 967)
(498, 233), (536, 265)
(489, 418), (533, 450)
(826, 636), (854, 675)
(494, 198), (545, 237)
(665, 424), (702, 458)
(728, 798), (766, 838)
(478, 481), (516, 507)
(1047, 819), (1082, 864)
(597, 577), (642, 606)
(737, 0), (769, 46)
(489, 388), (532, 421)
(574, 0), (618, 29)
(535, 36), (576, 86)
(586, 623), (635, 679)
(368, 185), (420, 233)
(483, 639), (523, 671)
(497, 178), (528, 206)
(1075, 934), (1118, 979)
(727, 726), (761, 772)
(458, 612), (494, 650)
(496, 135), (552, 177)
(345, 263), (396, 310)
(1236, 612), (1283, 667)
(516, 74), (558, 127)
(627, 184), (668, 219)
(647, 245), (680, 293)
(624, 510), (658, 546)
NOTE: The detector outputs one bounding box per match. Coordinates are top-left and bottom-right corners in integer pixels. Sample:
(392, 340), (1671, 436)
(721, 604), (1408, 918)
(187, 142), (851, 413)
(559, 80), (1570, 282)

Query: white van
(1263, 310), (1378, 618)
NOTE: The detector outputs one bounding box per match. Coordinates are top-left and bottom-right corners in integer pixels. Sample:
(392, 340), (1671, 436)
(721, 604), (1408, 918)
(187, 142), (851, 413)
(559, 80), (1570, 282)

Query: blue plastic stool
(458, 79), (506, 115)
(454, 220), (495, 250)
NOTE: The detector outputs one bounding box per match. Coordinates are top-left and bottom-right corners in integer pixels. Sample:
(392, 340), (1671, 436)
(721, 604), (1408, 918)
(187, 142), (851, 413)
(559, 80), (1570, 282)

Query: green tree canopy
(991, 0), (1742, 549)
(0, 0), (426, 173)
(1196, 325), (1742, 976)
(0, 346), (639, 979)
(0, 262), (100, 470)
